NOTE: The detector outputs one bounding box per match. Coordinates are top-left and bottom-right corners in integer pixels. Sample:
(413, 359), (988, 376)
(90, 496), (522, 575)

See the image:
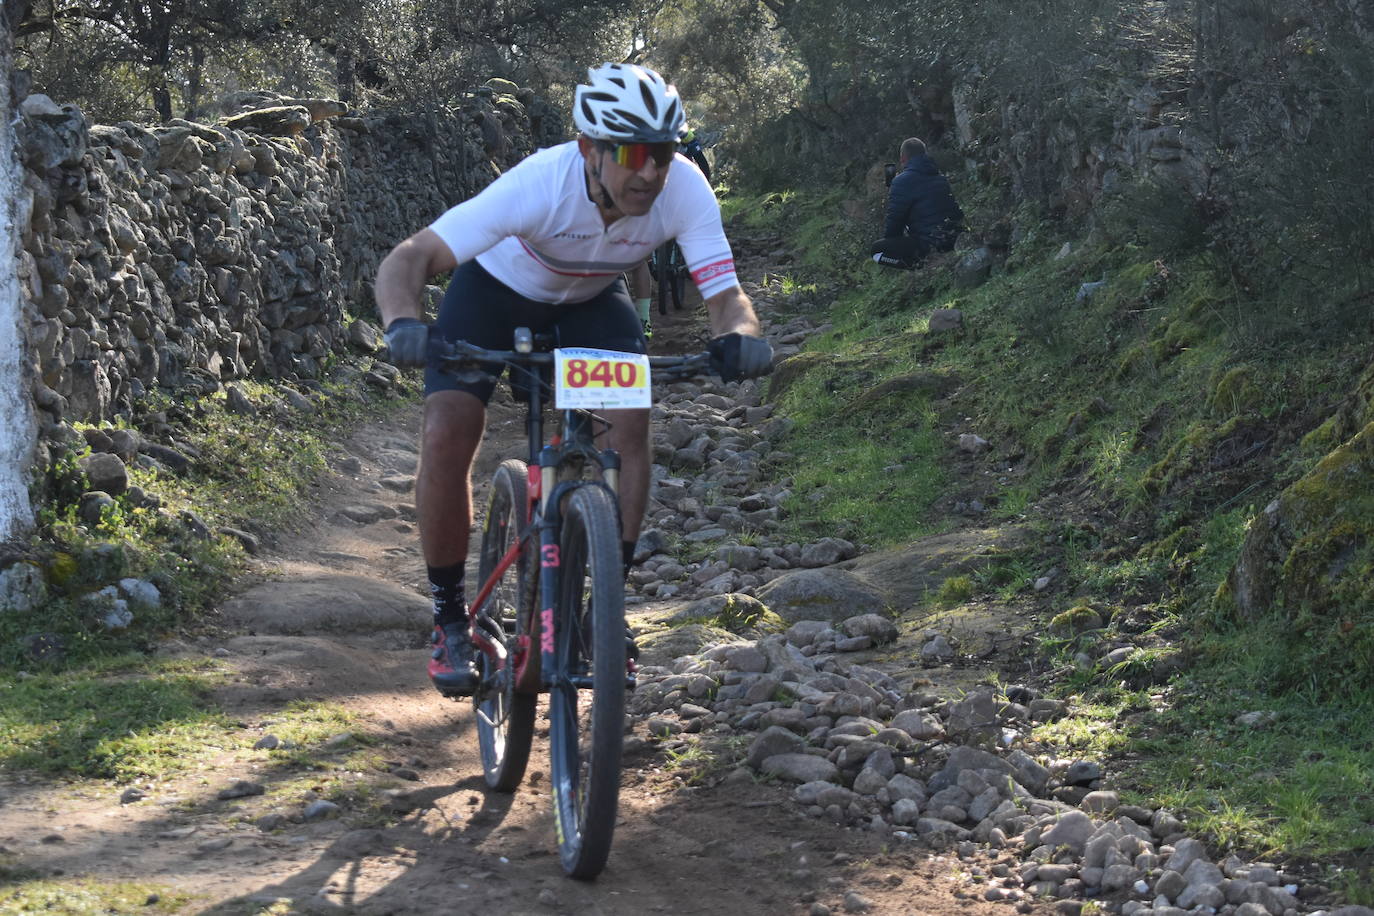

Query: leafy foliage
(14, 0), (638, 121)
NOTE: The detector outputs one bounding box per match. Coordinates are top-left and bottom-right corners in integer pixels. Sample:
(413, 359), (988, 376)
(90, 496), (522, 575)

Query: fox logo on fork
(541, 608), (555, 655)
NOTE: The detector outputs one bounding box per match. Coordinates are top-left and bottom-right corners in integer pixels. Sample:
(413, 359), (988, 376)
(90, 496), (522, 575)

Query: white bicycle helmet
(573, 63), (686, 143)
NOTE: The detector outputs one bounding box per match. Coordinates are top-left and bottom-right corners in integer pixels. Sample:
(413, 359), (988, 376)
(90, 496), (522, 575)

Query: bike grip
(425, 324), (445, 362)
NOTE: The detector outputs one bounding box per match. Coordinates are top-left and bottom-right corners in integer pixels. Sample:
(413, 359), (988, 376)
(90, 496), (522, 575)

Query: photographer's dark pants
(871, 236), (929, 270)
(870, 228), (960, 270)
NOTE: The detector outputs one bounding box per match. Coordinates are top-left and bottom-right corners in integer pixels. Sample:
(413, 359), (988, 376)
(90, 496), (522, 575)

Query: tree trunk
(185, 43), (205, 120)
(336, 47), (356, 104)
(153, 83), (173, 122)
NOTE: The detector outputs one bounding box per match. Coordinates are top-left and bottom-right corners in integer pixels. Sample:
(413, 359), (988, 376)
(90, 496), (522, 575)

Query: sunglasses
(600, 141), (676, 170)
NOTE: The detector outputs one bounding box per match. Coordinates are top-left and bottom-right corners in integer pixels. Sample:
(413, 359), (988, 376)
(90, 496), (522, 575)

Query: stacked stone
(630, 625), (1351, 915)
(11, 85), (543, 471)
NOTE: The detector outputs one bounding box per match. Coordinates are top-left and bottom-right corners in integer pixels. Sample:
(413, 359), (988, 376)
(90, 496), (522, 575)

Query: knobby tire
(474, 459), (537, 792)
(548, 483), (625, 879)
(654, 242), (674, 317)
(669, 243), (687, 312)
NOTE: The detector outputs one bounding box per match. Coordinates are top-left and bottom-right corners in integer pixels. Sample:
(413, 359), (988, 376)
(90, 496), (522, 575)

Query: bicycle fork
(535, 443), (635, 693)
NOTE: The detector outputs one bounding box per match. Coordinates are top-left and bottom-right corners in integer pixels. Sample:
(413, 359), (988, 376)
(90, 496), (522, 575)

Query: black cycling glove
(384, 317), (428, 369)
(709, 333), (774, 383)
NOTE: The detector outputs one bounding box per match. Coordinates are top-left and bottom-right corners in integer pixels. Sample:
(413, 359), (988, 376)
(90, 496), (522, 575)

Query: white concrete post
(0, 38), (36, 541)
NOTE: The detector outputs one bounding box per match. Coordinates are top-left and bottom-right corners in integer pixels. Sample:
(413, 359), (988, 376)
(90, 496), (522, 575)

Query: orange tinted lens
(612, 143), (675, 169)
(611, 144), (647, 168)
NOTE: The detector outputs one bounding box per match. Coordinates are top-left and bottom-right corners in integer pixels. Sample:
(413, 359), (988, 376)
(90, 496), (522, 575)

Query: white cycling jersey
(428, 141), (738, 305)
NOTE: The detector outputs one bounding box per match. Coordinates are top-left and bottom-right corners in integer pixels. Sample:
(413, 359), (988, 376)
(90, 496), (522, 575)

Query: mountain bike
(649, 239), (688, 316)
(432, 328), (709, 879)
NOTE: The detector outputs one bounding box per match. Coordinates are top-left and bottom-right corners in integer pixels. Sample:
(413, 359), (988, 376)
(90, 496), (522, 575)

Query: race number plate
(554, 347), (651, 410)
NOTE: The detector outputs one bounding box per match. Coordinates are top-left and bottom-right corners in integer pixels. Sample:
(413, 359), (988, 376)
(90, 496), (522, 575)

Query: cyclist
(680, 128), (711, 184)
(633, 127), (711, 335)
(373, 62), (773, 696)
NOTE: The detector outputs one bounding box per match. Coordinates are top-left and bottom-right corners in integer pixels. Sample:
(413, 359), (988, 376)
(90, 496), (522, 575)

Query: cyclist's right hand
(384, 317), (428, 369)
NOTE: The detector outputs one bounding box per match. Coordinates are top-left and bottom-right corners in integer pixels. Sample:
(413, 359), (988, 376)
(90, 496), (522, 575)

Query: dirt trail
(0, 245), (1045, 916)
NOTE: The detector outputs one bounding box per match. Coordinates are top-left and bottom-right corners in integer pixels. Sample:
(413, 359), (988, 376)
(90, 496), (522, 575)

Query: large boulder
(665, 593), (784, 634)
(636, 623), (740, 667)
(220, 573), (428, 634)
(846, 527), (1032, 612)
(756, 567), (888, 625)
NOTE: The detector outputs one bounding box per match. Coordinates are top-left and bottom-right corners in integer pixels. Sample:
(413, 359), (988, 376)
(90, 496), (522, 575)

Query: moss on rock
(637, 623), (739, 667)
(1210, 365), (1260, 417)
(1049, 603), (1104, 636)
(1228, 419), (1374, 679)
(667, 593), (786, 635)
(765, 351), (828, 403)
(1311, 359), (1374, 448)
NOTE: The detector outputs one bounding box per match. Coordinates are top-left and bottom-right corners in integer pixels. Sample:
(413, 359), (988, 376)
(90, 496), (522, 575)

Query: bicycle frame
(447, 335), (710, 697)
(466, 366), (623, 697)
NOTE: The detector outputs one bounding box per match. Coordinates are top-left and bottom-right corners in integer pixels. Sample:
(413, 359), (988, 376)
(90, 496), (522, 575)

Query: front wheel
(548, 484), (625, 879)
(473, 459), (537, 792)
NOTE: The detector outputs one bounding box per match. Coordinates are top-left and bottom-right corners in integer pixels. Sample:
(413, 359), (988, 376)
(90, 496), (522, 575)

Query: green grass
(1031, 689), (1150, 756)
(0, 880), (194, 915)
(1127, 676), (1374, 866)
(661, 735), (751, 786)
(254, 702), (371, 772)
(0, 660), (230, 781)
(0, 659), (378, 790)
(934, 575), (974, 607)
(772, 341), (947, 546)
(972, 556), (1037, 601)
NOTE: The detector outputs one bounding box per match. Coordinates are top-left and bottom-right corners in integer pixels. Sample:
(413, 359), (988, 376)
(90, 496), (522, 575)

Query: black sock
(622, 540), (636, 579)
(428, 563), (466, 627)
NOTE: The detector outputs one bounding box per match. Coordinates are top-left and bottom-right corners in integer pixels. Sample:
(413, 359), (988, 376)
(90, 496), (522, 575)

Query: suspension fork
(537, 444), (565, 690)
(563, 408), (623, 493)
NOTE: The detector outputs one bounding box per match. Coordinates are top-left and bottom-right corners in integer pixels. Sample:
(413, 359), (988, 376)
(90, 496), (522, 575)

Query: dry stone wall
(939, 81), (1216, 222)
(5, 81), (557, 536)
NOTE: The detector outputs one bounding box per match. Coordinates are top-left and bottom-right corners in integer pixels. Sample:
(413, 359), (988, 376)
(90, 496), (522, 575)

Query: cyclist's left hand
(709, 332), (773, 382)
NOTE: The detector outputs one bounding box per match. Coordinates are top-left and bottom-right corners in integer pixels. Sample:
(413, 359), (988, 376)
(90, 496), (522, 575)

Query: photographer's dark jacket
(883, 155), (963, 248)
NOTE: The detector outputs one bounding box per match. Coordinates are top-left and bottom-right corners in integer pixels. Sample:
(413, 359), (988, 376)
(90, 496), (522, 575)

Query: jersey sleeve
(669, 159), (739, 299)
(428, 159), (545, 264)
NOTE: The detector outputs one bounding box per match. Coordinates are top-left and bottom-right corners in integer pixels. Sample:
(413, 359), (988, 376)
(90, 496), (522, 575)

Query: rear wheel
(668, 243), (687, 311)
(473, 459), (537, 792)
(548, 484), (625, 879)
(654, 242), (674, 316)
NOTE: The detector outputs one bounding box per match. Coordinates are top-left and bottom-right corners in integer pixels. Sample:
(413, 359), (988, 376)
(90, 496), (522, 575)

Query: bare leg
(604, 408), (651, 544)
(417, 389), (487, 568)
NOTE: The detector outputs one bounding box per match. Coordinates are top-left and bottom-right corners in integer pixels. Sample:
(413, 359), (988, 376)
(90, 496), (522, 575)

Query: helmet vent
(639, 82), (659, 118)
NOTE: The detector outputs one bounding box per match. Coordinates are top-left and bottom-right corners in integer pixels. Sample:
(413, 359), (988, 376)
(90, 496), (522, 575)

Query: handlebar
(428, 329), (713, 383)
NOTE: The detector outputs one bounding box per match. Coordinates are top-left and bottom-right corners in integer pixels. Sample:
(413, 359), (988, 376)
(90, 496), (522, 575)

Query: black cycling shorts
(424, 259), (648, 404)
